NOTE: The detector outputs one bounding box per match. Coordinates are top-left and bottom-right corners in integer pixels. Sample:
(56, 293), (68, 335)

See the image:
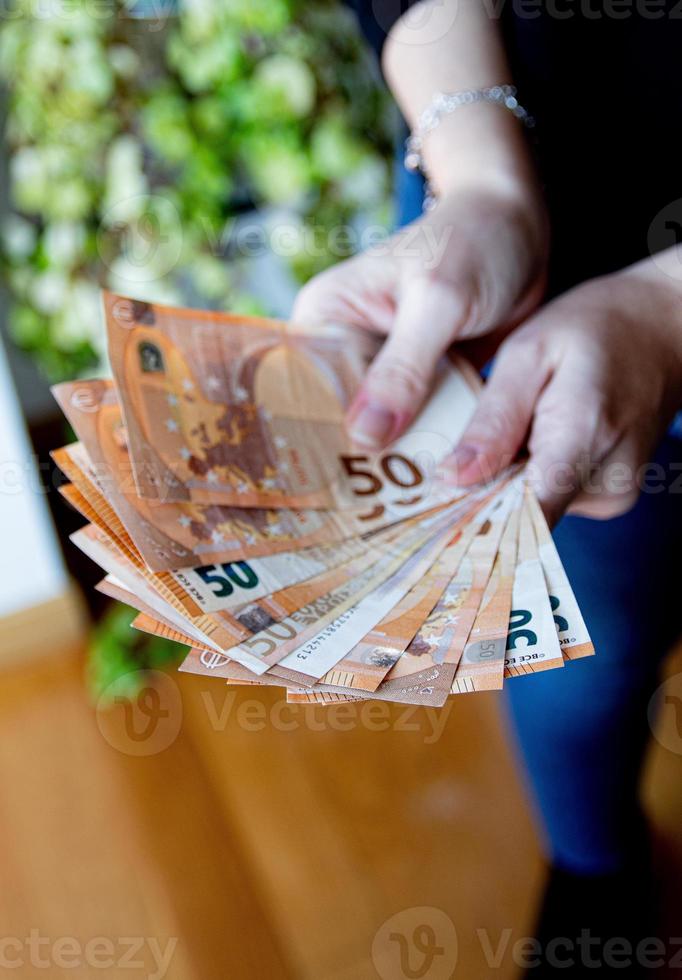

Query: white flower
(31, 270), (67, 314)
(1, 216), (37, 260)
(101, 136), (148, 226)
(178, 515), (192, 528)
(191, 255), (229, 301)
(43, 222), (85, 268)
(50, 278), (102, 352)
(165, 418), (179, 433)
(109, 45), (140, 79)
(338, 157), (388, 208)
(68, 38), (113, 103)
(106, 259), (183, 301)
(182, 0), (220, 42)
(10, 147), (48, 212)
(255, 55), (316, 118)
(67, 279), (105, 354)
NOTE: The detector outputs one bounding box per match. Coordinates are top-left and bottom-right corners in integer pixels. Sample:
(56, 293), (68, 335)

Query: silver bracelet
(404, 84), (535, 211)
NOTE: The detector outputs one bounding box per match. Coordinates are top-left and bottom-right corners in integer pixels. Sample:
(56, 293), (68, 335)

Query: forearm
(382, 0), (537, 201)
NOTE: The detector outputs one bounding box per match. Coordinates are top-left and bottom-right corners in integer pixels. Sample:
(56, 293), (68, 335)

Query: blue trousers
(396, 160), (682, 875)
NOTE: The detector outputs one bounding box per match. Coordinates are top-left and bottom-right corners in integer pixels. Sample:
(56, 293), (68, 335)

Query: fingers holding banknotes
(445, 264), (682, 524)
(53, 293), (596, 705)
(292, 187), (546, 449)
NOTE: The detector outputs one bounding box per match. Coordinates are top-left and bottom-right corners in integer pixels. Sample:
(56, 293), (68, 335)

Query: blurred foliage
(1, 0), (393, 697)
(88, 603), (184, 703)
(0, 0), (393, 378)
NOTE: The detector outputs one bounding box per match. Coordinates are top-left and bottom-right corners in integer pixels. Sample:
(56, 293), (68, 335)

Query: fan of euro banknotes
(51, 292), (594, 707)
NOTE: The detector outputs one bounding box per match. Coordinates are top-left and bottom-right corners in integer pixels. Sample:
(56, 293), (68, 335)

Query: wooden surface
(0, 584), (85, 667)
(0, 643), (679, 979)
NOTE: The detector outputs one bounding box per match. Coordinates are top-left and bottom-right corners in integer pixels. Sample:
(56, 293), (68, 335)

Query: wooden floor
(0, 642), (680, 979)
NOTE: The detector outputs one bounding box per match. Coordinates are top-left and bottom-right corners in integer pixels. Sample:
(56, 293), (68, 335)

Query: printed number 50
(340, 453), (424, 520)
(195, 561), (259, 598)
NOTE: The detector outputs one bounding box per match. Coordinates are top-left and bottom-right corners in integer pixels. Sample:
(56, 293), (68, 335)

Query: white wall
(0, 332), (69, 618)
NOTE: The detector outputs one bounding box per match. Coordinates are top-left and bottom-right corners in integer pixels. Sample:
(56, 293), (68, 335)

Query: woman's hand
(293, 184), (547, 448)
(443, 251), (682, 524)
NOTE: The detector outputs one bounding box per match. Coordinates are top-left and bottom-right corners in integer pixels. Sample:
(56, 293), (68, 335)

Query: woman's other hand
(443, 250), (682, 524)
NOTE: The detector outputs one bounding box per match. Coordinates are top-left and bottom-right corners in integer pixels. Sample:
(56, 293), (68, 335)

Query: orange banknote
(53, 379), (437, 572)
(104, 292), (479, 515)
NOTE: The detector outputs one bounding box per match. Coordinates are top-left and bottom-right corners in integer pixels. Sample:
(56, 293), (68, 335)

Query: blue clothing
(396, 160), (682, 876)
(507, 436), (682, 874)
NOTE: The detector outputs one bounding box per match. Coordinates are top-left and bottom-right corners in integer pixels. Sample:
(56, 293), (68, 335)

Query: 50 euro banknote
(104, 292), (479, 515)
(239, 484), (593, 707)
(52, 379), (452, 574)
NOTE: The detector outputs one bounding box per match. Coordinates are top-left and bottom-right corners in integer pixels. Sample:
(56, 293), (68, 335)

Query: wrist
(428, 183), (549, 329)
(433, 142), (548, 270)
(422, 103), (537, 198)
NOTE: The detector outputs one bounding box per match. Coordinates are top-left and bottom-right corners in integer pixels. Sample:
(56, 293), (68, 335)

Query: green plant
(1, 0), (393, 697)
(88, 603), (184, 702)
(0, 0), (393, 379)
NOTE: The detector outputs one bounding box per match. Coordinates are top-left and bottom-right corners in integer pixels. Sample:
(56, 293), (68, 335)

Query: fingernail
(348, 401), (397, 449)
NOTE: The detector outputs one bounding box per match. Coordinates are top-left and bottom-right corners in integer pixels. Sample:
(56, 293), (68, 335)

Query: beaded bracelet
(404, 84), (535, 211)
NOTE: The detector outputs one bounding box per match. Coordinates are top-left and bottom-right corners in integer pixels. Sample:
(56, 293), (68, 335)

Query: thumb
(347, 275), (473, 449)
(441, 334), (550, 486)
